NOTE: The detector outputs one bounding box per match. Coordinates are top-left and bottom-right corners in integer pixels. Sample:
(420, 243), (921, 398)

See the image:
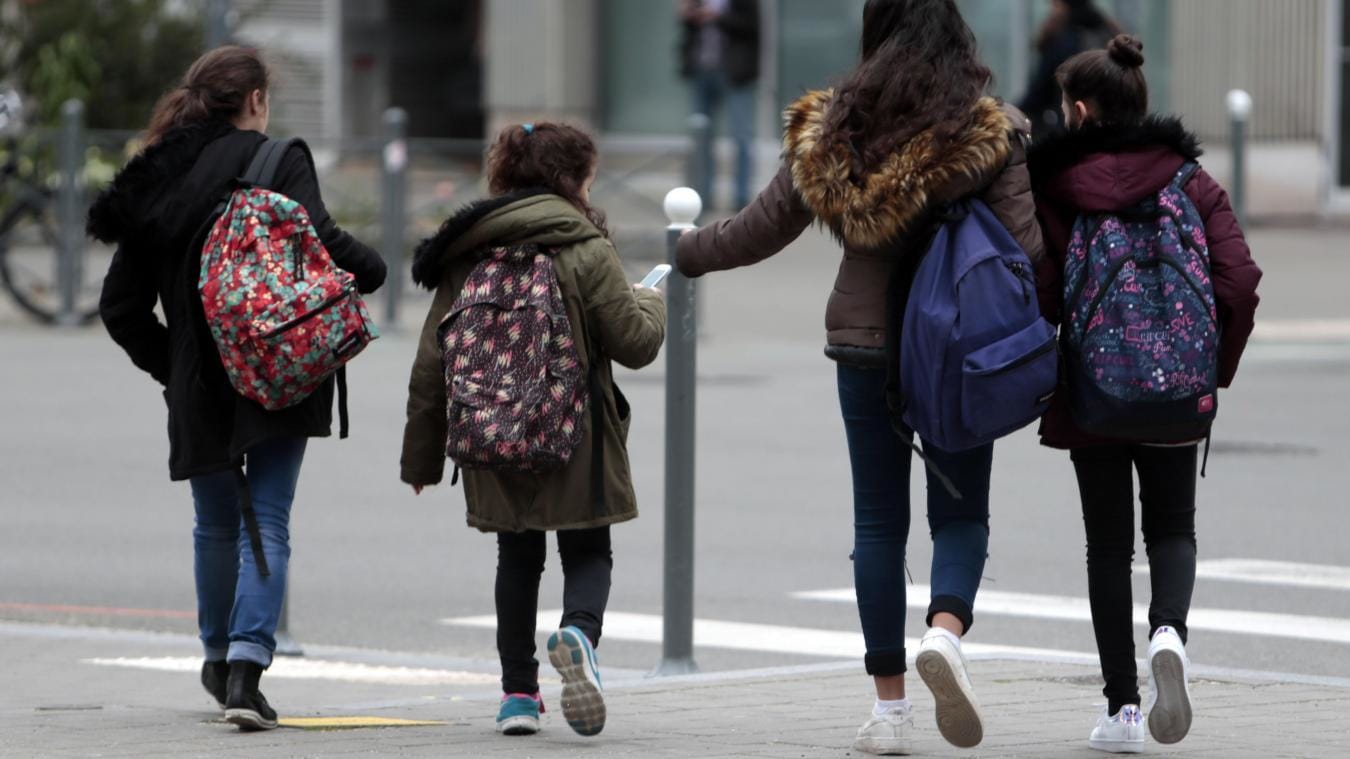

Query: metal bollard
(686, 114), (712, 222)
(274, 590), (303, 657)
(57, 99), (85, 327)
(381, 107), (409, 328)
(1226, 89), (1252, 227)
(655, 187), (701, 676)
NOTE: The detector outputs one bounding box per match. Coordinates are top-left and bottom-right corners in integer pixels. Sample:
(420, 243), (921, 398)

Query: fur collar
(1027, 115), (1203, 184)
(86, 119), (236, 243)
(410, 187), (552, 289)
(782, 90), (1015, 249)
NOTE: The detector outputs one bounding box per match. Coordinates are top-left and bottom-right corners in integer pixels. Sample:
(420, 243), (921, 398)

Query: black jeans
(1071, 445), (1198, 714)
(495, 526), (612, 695)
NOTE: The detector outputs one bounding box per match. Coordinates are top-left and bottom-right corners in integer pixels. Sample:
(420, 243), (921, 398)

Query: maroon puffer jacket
(1029, 116), (1262, 449)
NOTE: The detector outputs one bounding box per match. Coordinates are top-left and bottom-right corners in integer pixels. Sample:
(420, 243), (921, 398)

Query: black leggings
(495, 527), (613, 695)
(1072, 445), (1197, 715)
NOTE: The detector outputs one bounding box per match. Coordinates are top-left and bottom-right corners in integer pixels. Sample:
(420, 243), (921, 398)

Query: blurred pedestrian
(675, 0), (1043, 753)
(1028, 34), (1262, 753)
(1019, 0), (1122, 136)
(678, 0), (760, 210)
(88, 45), (386, 731)
(401, 122), (666, 738)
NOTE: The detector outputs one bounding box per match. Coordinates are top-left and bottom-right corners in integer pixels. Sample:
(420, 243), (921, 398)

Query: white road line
(441, 611), (1098, 663)
(1138, 559), (1350, 592)
(794, 585), (1350, 645)
(1251, 319), (1350, 343)
(83, 656), (499, 686)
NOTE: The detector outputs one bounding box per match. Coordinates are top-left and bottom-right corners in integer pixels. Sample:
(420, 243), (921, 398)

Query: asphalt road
(2, 225), (1348, 682)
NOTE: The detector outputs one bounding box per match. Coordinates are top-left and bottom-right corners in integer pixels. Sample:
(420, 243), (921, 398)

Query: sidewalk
(4, 621), (1348, 758)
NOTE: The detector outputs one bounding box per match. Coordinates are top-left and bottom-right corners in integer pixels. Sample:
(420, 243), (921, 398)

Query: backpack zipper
(259, 287), (353, 339)
(1080, 255), (1216, 342)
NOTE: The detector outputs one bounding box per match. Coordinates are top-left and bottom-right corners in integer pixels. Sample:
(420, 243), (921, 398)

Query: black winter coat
(678, 0), (760, 86)
(89, 120), (386, 481)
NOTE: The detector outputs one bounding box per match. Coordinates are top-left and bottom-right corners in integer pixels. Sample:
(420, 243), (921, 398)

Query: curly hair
(823, 0), (993, 179)
(485, 122), (609, 237)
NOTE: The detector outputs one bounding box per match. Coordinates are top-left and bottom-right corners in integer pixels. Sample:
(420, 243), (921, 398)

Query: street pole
(57, 99), (84, 327)
(205, 0), (231, 48)
(1226, 89), (1253, 228)
(381, 107), (408, 329)
(656, 187), (701, 676)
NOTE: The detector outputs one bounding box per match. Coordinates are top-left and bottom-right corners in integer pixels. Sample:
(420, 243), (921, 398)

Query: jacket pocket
(613, 381), (631, 440)
(961, 320), (1058, 440)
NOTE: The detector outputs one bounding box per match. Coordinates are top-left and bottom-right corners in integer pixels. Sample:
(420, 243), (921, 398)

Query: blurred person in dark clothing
(1019, 0), (1122, 136)
(678, 0), (760, 210)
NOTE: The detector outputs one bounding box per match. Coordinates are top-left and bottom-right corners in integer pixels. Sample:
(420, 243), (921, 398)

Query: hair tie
(522, 123), (534, 135)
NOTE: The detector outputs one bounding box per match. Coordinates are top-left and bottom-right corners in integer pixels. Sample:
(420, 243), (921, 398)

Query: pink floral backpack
(199, 139), (377, 415)
(438, 243), (600, 480)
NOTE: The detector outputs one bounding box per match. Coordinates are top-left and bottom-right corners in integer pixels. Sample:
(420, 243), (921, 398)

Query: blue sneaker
(495, 692), (543, 736)
(547, 626), (606, 736)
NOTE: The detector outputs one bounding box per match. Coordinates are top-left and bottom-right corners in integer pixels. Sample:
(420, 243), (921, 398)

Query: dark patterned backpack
(1061, 162), (1219, 442)
(438, 244), (591, 475)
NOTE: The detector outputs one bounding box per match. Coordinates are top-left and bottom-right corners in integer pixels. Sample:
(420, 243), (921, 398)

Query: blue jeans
(837, 364), (992, 677)
(691, 67), (755, 209)
(190, 437), (307, 666)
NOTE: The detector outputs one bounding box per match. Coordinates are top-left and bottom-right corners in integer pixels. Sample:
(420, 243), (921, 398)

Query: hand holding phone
(638, 264), (672, 289)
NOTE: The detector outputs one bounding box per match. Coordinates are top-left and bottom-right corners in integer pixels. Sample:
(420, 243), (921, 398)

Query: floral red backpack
(199, 138), (377, 416)
(437, 243), (604, 492)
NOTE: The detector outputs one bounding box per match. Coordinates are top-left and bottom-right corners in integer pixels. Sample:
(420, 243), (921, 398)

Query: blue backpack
(895, 200), (1058, 470)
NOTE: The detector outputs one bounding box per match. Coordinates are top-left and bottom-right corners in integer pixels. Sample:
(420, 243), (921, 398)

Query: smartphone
(639, 264), (672, 289)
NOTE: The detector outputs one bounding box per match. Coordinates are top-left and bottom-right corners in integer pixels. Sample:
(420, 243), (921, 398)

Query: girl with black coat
(88, 46), (385, 731)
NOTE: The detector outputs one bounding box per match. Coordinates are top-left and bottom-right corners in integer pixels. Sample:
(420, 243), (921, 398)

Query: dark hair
(144, 46), (270, 146)
(485, 122), (608, 237)
(1056, 34), (1148, 126)
(824, 0), (992, 175)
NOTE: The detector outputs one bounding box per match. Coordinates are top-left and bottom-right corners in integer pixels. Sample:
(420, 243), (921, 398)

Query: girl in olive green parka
(400, 122), (665, 738)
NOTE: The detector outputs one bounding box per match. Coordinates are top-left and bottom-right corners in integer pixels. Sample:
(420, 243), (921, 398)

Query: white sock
(929, 626), (962, 648)
(873, 697), (911, 716)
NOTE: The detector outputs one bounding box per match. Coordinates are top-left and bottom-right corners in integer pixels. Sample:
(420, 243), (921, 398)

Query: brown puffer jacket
(676, 90), (1044, 365)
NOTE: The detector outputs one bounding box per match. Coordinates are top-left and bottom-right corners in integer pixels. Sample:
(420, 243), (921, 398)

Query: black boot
(200, 660), (229, 710)
(224, 661), (278, 731)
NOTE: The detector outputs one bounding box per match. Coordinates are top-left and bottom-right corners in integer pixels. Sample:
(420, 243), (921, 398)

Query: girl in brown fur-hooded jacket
(675, 1), (1042, 753)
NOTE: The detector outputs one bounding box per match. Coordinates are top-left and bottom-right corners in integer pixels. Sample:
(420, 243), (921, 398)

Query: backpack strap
(233, 466), (271, 577)
(336, 366), (350, 439)
(1172, 161), (1201, 191)
(241, 137), (312, 190)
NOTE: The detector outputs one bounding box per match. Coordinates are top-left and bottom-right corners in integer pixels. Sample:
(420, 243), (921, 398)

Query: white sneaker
(1144, 626), (1193, 744)
(853, 706), (914, 756)
(915, 629), (984, 748)
(1089, 704), (1145, 753)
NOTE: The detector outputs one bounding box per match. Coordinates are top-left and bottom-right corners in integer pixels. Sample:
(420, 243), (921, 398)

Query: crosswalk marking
(794, 584), (1350, 645)
(441, 611), (1097, 662)
(84, 656), (500, 686)
(1139, 559), (1350, 591)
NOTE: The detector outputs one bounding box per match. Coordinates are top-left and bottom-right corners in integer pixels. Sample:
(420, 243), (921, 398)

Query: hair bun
(1107, 35), (1145, 68)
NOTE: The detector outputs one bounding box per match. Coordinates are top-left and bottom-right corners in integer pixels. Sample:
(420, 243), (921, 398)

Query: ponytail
(144, 46), (270, 146)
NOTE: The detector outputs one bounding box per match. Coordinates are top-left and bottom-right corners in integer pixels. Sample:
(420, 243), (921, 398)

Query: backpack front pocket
(961, 319), (1058, 440)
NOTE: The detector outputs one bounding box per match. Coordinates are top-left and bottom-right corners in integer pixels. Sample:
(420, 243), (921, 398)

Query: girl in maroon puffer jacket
(1028, 35), (1261, 753)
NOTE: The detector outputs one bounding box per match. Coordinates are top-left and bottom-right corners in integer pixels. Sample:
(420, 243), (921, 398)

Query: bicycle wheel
(0, 199), (112, 325)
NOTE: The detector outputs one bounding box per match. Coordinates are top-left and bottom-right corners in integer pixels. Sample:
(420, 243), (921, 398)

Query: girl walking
(401, 122), (666, 738)
(1028, 35), (1262, 753)
(90, 46), (386, 730)
(675, 0), (1042, 752)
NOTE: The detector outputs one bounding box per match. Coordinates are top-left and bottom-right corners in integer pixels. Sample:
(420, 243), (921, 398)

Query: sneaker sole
(853, 735), (913, 755)
(224, 707), (278, 731)
(1089, 737), (1145, 754)
(496, 715), (540, 736)
(1148, 648), (1192, 744)
(548, 629), (606, 737)
(916, 648), (983, 748)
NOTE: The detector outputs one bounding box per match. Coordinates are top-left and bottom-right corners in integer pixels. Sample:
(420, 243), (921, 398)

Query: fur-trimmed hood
(1027, 115), (1204, 212)
(86, 119), (237, 244)
(782, 90), (1017, 249)
(411, 189), (603, 289)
